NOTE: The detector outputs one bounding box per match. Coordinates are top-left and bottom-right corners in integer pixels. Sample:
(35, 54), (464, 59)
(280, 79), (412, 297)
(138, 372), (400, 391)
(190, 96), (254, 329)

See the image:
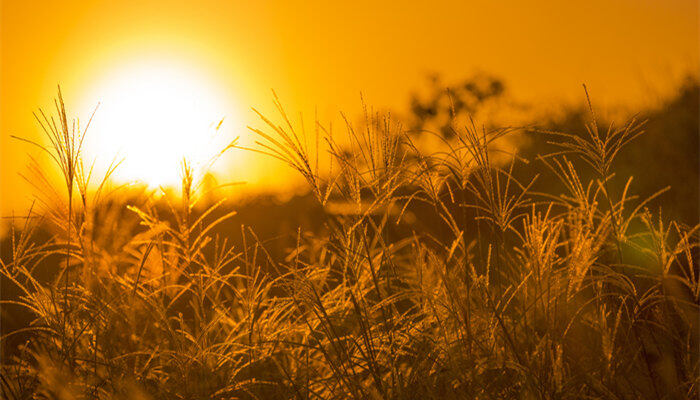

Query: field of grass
(1, 88), (698, 399)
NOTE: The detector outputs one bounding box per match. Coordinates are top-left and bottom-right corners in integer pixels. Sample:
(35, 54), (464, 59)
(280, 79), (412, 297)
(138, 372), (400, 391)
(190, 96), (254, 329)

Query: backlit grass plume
(1, 88), (698, 400)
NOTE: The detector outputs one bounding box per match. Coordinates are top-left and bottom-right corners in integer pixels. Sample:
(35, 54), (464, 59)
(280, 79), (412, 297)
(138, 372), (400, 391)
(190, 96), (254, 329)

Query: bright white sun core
(78, 60), (237, 188)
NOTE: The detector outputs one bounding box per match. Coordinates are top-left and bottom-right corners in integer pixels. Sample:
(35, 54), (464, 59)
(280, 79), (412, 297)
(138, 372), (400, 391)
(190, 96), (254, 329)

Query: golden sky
(1, 0), (698, 215)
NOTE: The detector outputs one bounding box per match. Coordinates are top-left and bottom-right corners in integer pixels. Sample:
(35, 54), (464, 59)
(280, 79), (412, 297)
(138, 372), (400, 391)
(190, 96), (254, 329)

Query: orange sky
(1, 0), (698, 216)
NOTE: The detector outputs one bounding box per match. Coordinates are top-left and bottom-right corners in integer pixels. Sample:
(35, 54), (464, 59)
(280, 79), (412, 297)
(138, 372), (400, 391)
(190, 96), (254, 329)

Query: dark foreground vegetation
(1, 80), (698, 399)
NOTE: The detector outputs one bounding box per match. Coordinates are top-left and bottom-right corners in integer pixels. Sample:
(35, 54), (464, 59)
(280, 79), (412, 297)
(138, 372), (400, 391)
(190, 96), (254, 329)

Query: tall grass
(1, 88), (698, 399)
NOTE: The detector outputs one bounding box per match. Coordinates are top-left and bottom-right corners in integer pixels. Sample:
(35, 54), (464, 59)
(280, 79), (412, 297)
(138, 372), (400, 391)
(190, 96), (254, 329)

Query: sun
(79, 59), (237, 188)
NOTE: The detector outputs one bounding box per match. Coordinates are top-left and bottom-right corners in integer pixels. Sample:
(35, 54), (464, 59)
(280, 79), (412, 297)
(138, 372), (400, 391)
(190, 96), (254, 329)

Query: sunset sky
(1, 0), (698, 215)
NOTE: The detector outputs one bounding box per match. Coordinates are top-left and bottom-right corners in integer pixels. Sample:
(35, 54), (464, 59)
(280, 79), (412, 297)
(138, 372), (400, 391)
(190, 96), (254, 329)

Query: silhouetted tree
(409, 73), (505, 138)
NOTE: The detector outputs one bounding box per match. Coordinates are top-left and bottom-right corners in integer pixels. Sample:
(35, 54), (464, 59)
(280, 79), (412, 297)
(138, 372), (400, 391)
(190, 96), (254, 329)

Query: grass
(1, 87), (698, 399)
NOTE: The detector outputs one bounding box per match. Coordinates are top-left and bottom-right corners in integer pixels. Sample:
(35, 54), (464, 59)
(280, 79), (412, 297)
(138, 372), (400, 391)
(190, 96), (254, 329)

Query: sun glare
(79, 60), (236, 188)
